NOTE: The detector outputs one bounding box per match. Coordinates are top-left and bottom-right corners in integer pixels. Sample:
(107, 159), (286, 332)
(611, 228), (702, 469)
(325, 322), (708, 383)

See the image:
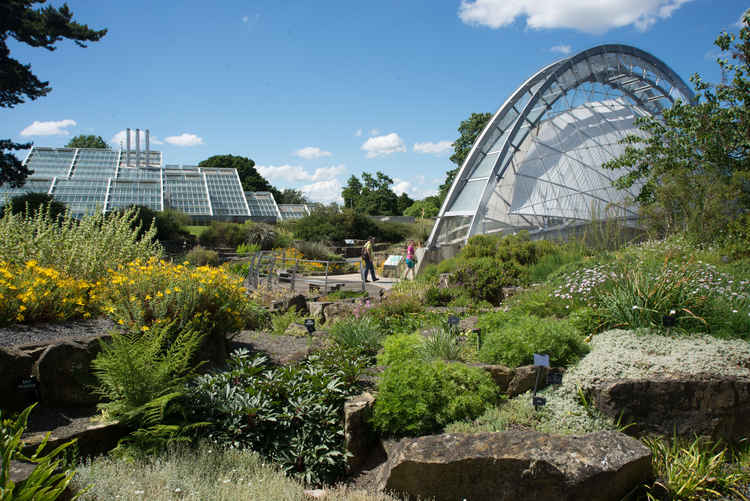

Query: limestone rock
(285, 294), (309, 315)
(284, 322), (311, 337)
(33, 340), (100, 406)
(308, 301), (331, 321)
(586, 375), (750, 440)
(323, 302), (357, 324)
(507, 364), (549, 396)
(377, 430), (652, 501)
(472, 364), (514, 393)
(344, 392), (377, 472)
(0, 346), (35, 411)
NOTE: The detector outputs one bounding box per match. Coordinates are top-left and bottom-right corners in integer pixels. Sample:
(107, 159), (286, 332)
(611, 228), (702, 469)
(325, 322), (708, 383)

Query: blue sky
(3, 0), (747, 203)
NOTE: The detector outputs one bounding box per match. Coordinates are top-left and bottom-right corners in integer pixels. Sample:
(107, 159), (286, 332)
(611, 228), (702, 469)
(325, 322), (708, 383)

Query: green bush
(477, 313), (589, 368)
(0, 193), (67, 221)
(377, 333), (423, 366)
(372, 360), (498, 437)
(293, 240), (342, 261)
(198, 222), (250, 248)
(507, 285), (574, 318)
(91, 323), (205, 423)
(451, 257), (526, 305)
(245, 223), (278, 250)
(118, 206), (195, 245)
(270, 307), (305, 335)
(185, 246), (219, 266)
(290, 208), (407, 244)
(423, 286), (455, 307)
(187, 348), (368, 484)
(0, 205), (162, 282)
(328, 316), (386, 356)
(367, 293), (423, 322)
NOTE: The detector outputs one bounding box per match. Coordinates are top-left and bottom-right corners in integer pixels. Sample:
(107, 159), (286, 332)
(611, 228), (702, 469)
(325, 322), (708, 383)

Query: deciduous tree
(66, 134), (108, 149)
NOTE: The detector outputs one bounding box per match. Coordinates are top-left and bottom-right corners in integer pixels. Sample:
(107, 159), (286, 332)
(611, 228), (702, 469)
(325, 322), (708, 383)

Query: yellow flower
(83, 312), (91, 318)
(16, 313), (24, 322)
(118, 319), (125, 325)
(19, 305), (26, 312)
(141, 325), (150, 332)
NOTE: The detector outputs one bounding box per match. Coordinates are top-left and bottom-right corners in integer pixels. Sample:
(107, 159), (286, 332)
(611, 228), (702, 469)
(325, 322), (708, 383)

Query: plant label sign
(447, 315), (460, 327)
(533, 396), (546, 408)
(533, 353), (550, 368)
(304, 318), (316, 334)
(17, 377), (39, 391)
(547, 372), (563, 385)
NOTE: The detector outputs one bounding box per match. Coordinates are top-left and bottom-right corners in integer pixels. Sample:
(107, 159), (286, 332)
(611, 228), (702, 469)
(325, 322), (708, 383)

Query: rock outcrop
(344, 392), (377, 472)
(585, 375), (750, 440)
(376, 430), (652, 501)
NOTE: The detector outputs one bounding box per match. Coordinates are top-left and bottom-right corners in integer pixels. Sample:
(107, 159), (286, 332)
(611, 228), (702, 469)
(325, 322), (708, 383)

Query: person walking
(362, 236), (378, 282)
(402, 240), (416, 280)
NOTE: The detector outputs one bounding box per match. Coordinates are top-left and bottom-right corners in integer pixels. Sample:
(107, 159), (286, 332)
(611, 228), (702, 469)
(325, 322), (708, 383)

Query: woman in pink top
(402, 240), (416, 280)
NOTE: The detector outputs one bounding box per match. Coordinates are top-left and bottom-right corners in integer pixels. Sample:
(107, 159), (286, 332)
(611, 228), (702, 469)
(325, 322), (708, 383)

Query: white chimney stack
(135, 128), (141, 167)
(145, 129), (150, 167)
(126, 128), (131, 166)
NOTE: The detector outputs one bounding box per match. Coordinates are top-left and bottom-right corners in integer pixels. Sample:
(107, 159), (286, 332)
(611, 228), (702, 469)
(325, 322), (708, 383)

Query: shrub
(236, 242), (261, 255)
(0, 206), (162, 282)
(270, 307), (306, 336)
(198, 222), (249, 248)
(185, 246), (220, 266)
(367, 293), (423, 321)
(507, 285), (574, 318)
(290, 208), (407, 244)
(424, 286), (456, 307)
(245, 223), (278, 250)
(451, 257), (527, 305)
(96, 257), (267, 338)
(117, 206), (194, 245)
(372, 360), (498, 436)
(1, 404), (79, 500)
(0, 192), (67, 221)
(91, 323), (205, 423)
(0, 259), (97, 326)
(293, 240), (341, 261)
(477, 313), (589, 368)
(328, 316), (386, 356)
(377, 333), (423, 366)
(187, 348), (368, 485)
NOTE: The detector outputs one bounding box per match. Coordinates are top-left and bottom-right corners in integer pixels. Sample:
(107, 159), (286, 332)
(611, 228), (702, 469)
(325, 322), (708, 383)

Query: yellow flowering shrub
(0, 260), (97, 326)
(96, 258), (267, 337)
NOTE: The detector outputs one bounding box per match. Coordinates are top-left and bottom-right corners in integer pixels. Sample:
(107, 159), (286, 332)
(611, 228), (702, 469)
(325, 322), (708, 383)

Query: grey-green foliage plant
(270, 306), (306, 336)
(1, 404), (81, 501)
(187, 347), (368, 485)
(421, 325), (463, 362)
(0, 204), (162, 281)
(604, 18), (750, 242)
(91, 323), (205, 423)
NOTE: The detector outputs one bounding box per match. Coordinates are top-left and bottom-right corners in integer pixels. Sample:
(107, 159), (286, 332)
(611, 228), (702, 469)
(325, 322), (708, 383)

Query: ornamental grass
(96, 257), (267, 337)
(0, 259), (97, 326)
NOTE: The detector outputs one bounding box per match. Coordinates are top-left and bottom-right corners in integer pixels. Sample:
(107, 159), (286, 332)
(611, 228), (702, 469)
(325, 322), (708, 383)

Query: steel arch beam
(428, 44), (694, 247)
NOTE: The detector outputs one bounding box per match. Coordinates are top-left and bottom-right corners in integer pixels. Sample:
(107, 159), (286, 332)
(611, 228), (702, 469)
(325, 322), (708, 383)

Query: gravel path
(0, 317), (118, 347)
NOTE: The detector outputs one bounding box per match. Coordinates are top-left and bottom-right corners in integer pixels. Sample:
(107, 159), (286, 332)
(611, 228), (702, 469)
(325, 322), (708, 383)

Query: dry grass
(73, 443), (402, 501)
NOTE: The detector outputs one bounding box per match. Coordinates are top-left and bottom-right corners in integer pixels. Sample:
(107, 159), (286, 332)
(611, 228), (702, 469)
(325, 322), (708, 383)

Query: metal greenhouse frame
(427, 44), (694, 247)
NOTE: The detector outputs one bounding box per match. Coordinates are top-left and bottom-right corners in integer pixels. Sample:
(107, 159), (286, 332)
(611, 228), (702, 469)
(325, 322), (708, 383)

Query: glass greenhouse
(0, 147), (306, 221)
(427, 44), (694, 247)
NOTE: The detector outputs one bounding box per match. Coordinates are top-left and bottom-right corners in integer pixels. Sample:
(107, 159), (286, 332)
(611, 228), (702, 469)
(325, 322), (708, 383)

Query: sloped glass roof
(429, 44), (694, 247)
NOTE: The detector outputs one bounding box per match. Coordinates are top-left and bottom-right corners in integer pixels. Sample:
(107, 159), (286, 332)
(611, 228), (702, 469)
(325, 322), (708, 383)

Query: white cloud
(550, 44), (572, 55)
(242, 15), (249, 23)
(294, 146), (332, 159)
(20, 119), (76, 136)
(458, 0), (693, 34)
(369, 129), (380, 136)
(300, 179), (343, 204)
(413, 140), (453, 155)
(355, 128), (363, 137)
(164, 133), (203, 147)
(361, 133), (406, 158)
(393, 176), (438, 200)
(109, 129), (164, 148)
(257, 164), (345, 183)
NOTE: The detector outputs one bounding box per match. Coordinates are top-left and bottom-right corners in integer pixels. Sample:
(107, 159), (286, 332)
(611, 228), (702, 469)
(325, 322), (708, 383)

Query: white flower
(632, 305), (639, 310)
(669, 309), (676, 315)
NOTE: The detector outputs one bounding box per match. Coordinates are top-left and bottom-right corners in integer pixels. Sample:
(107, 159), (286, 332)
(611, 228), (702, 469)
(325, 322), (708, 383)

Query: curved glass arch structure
(427, 44), (694, 247)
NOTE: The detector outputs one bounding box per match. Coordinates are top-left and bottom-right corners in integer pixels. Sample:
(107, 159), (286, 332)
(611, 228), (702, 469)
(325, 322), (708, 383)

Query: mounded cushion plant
(372, 359), (499, 437)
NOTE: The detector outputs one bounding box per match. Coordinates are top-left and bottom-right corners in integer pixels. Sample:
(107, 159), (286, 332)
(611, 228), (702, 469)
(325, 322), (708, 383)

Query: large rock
(308, 301), (331, 321)
(0, 346), (35, 411)
(472, 364), (514, 393)
(586, 375), (750, 440)
(33, 340), (101, 406)
(322, 302), (358, 325)
(344, 392), (377, 472)
(377, 430), (652, 501)
(284, 294), (309, 315)
(507, 365), (549, 396)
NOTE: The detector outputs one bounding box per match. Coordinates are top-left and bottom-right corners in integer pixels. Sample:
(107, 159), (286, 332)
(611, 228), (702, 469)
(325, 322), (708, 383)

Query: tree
(198, 154), (280, 199)
(341, 175), (362, 209)
(604, 17), (750, 241)
(276, 188), (309, 205)
(439, 112), (492, 202)
(404, 196), (441, 218)
(66, 134), (108, 149)
(1, 1), (106, 187)
(358, 171), (400, 215)
(396, 192), (415, 215)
